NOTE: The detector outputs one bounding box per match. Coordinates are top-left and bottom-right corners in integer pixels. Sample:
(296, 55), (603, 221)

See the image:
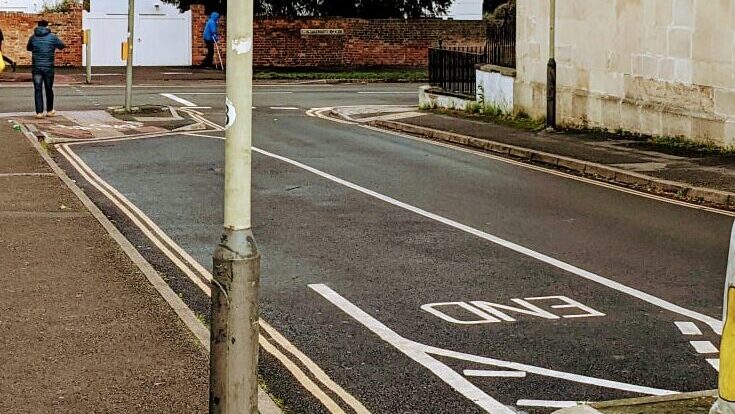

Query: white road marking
(270, 106), (301, 110)
(690, 341), (719, 354)
(675, 321), (703, 336)
(247, 144), (723, 334)
(174, 92), (293, 95)
(310, 284), (676, 413)
(187, 121), (725, 335)
(163, 72), (193, 75)
(516, 400), (578, 408)
(58, 142), (368, 414)
(357, 91), (417, 94)
(463, 370), (527, 378)
(160, 93), (197, 107)
(309, 284), (516, 414)
(707, 358), (720, 371)
(307, 106), (735, 218)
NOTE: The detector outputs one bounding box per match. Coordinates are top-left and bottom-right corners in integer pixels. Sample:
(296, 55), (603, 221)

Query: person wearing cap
(26, 20), (65, 118)
(0, 28), (17, 72)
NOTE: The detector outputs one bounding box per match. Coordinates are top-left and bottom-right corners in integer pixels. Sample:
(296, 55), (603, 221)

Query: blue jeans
(32, 68), (55, 114)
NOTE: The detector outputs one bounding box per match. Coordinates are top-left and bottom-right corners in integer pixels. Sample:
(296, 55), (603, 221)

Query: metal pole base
(711, 399), (735, 414)
(210, 228), (260, 414)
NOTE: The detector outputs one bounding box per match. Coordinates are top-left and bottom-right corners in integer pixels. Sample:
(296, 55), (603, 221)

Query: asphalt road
(3, 81), (731, 414)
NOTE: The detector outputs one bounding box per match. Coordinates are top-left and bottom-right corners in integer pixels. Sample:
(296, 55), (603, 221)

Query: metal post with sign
(711, 222), (735, 414)
(124, 0), (135, 112)
(83, 29), (92, 84)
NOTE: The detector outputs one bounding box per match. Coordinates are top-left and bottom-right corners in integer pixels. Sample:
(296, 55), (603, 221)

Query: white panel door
(135, 12), (191, 66)
(83, 9), (191, 66)
(83, 12), (128, 66)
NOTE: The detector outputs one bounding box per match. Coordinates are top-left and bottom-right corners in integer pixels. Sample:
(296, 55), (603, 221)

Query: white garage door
(83, 10), (191, 66)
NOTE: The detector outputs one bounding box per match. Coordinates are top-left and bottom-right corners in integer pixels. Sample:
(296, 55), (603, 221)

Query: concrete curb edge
(550, 390), (718, 413)
(14, 124), (284, 414)
(371, 119), (735, 209)
(590, 389), (718, 409)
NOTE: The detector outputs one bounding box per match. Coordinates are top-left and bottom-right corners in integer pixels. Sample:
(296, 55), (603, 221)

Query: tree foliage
(164, 0), (453, 18)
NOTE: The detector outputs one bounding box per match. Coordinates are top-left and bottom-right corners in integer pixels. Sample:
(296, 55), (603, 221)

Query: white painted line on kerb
(516, 400), (577, 408)
(708, 358), (721, 371)
(690, 341), (719, 354)
(249, 145), (723, 334)
(463, 370), (527, 378)
(675, 321), (703, 336)
(160, 93), (197, 107)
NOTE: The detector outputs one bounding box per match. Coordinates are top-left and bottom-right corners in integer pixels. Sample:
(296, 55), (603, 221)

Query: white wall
(477, 67), (515, 114)
(516, 0), (735, 147)
(0, 0), (62, 12)
(444, 0), (483, 20)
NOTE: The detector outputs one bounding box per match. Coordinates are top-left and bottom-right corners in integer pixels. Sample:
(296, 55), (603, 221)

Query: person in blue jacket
(201, 12), (220, 69)
(26, 20), (65, 118)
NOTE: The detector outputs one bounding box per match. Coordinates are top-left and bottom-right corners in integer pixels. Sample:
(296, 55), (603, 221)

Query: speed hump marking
(422, 296), (605, 325)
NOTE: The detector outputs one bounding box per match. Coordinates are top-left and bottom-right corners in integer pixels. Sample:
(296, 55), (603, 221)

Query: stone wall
(515, 0), (735, 147)
(0, 3), (83, 67)
(191, 4), (488, 68)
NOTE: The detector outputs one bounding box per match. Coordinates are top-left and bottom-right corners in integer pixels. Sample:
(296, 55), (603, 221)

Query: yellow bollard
(121, 41), (129, 62)
(712, 223), (735, 414)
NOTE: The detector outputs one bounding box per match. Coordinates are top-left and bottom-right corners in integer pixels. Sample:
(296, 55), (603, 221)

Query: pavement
(0, 120), (209, 412)
(364, 110), (735, 204)
(1, 81), (731, 414)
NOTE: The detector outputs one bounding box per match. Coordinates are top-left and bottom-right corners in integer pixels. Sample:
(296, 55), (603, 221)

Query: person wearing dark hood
(201, 11), (220, 69)
(26, 20), (65, 118)
(0, 28), (17, 72)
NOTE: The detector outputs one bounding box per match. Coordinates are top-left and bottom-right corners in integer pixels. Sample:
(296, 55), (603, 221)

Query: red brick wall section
(0, 3), (83, 67)
(191, 4), (487, 69)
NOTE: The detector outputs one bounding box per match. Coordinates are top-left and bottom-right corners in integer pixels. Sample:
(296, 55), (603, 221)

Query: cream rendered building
(514, 0), (735, 147)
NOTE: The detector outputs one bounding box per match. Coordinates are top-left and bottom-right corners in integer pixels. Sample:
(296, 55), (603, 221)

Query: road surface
(2, 81), (730, 414)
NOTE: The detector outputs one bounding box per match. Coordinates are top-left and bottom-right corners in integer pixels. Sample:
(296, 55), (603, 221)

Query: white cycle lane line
(309, 284), (677, 414)
(55, 140), (371, 414)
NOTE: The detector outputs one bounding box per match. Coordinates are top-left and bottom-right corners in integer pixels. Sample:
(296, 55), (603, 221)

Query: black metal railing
(429, 47), (486, 97)
(428, 20), (516, 97)
(486, 22), (516, 68)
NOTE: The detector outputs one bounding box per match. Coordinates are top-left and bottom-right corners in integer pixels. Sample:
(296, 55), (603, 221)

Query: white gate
(83, 7), (191, 67)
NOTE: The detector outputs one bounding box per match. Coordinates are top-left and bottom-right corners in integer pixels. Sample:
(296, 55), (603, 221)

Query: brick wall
(191, 4), (488, 69)
(0, 3), (83, 67)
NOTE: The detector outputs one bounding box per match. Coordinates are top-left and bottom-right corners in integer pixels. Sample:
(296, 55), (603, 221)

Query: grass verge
(254, 69), (428, 82)
(424, 105), (546, 132)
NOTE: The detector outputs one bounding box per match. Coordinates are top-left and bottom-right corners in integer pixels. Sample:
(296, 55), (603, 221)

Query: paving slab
(0, 122), (209, 413)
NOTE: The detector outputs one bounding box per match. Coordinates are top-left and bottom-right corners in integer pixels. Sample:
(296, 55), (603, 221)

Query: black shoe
(11, 62), (16, 72)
